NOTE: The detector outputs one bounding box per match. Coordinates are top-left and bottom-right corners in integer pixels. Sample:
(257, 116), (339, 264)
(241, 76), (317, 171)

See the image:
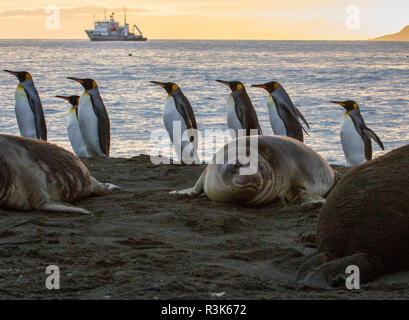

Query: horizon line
(0, 38), (403, 42)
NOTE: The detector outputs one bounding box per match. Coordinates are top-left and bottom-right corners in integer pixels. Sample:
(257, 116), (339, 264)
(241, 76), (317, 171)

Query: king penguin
(216, 80), (262, 137)
(331, 100), (384, 167)
(251, 81), (309, 142)
(4, 70), (47, 140)
(56, 95), (89, 158)
(150, 81), (200, 164)
(67, 77), (110, 157)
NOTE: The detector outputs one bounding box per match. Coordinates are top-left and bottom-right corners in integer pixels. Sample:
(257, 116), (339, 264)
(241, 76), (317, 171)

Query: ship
(85, 9), (147, 41)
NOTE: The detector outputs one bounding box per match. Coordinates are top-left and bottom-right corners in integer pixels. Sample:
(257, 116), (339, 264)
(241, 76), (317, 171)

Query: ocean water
(0, 39), (408, 164)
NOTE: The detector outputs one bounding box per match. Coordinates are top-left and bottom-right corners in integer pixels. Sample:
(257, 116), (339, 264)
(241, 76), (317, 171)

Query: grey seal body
(252, 82), (308, 142)
(4, 70), (47, 141)
(217, 80), (262, 138)
(151, 82), (200, 164)
(0, 134), (119, 214)
(68, 78), (110, 157)
(171, 135), (334, 207)
(331, 100), (384, 166)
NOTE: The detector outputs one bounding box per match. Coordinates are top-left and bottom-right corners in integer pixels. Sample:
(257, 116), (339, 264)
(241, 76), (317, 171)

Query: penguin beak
(67, 77), (85, 85)
(56, 95), (70, 101)
(4, 70), (18, 77)
(150, 81), (165, 88)
(330, 101), (346, 108)
(251, 84), (267, 90)
(216, 80), (231, 87)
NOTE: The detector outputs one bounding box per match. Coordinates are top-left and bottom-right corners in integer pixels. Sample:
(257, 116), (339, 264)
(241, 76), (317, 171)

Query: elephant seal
(0, 134), (120, 214)
(171, 135), (335, 207)
(297, 144), (409, 289)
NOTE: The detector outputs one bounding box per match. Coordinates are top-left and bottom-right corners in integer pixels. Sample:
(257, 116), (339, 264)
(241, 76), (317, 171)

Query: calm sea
(0, 40), (408, 164)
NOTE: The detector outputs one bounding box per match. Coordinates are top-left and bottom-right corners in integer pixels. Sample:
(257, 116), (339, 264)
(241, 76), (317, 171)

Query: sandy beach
(1, 156), (409, 300)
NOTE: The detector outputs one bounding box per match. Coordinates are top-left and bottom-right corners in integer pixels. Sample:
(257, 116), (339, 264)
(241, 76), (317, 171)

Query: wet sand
(1, 156), (409, 299)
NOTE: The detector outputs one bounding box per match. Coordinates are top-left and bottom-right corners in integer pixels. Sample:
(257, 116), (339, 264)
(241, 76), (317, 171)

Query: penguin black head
(56, 95), (80, 107)
(67, 77), (98, 91)
(251, 81), (280, 94)
(4, 70), (32, 83)
(216, 80), (244, 92)
(150, 81), (180, 94)
(331, 100), (359, 112)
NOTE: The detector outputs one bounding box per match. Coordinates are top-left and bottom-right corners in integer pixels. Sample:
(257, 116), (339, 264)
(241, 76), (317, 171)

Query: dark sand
(1, 156), (409, 299)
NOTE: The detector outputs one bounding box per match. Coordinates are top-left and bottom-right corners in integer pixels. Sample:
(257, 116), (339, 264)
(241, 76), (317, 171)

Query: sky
(0, 0), (407, 40)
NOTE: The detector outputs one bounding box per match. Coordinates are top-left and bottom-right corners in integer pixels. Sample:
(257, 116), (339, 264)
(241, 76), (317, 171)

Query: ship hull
(85, 30), (147, 41)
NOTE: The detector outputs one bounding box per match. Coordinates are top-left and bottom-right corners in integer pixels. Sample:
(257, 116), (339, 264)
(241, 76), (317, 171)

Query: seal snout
(233, 173), (264, 191)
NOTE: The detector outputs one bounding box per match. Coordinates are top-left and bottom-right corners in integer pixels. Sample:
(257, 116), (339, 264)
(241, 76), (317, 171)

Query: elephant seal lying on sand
(297, 144), (409, 289)
(171, 135), (335, 207)
(0, 134), (120, 214)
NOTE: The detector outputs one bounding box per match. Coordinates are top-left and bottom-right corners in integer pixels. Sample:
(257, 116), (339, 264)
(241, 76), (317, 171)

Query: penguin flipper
(294, 106), (310, 129)
(24, 86), (47, 141)
(363, 127), (384, 150)
(174, 93), (198, 142)
(363, 136), (372, 161)
(276, 100), (304, 142)
(90, 95), (111, 157)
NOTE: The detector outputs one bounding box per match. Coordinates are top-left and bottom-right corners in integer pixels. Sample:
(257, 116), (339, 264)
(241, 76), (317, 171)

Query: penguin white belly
(340, 114), (366, 166)
(78, 93), (103, 157)
(226, 94), (242, 137)
(267, 95), (286, 136)
(15, 85), (36, 139)
(163, 96), (192, 161)
(67, 110), (89, 158)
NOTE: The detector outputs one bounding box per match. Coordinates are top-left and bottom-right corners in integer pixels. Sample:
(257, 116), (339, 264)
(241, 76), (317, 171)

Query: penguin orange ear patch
(92, 80), (98, 88)
(237, 83), (243, 90)
(172, 84), (179, 92)
(353, 103), (358, 109)
(274, 83), (280, 90)
(25, 73), (32, 81)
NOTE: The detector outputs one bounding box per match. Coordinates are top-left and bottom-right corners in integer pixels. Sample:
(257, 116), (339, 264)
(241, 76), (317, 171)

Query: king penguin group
(3, 70), (384, 167)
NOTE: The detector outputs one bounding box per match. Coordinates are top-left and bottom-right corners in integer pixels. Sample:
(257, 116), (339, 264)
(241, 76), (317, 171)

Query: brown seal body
(0, 134), (119, 214)
(297, 144), (409, 288)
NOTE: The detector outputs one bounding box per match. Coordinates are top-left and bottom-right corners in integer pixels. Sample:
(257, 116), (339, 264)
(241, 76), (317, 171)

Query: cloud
(0, 5), (149, 18)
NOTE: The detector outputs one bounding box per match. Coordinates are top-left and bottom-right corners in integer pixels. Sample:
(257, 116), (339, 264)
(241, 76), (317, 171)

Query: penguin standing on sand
(216, 80), (262, 137)
(331, 100), (384, 167)
(56, 95), (89, 158)
(4, 70), (47, 140)
(251, 81), (309, 142)
(150, 81), (200, 164)
(67, 78), (110, 157)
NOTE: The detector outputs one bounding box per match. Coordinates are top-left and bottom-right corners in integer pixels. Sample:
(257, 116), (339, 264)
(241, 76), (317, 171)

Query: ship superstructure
(85, 9), (147, 41)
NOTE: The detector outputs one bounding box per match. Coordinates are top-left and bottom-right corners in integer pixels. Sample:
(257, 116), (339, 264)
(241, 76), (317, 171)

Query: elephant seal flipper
(298, 253), (376, 290)
(39, 201), (91, 215)
(37, 178), (120, 214)
(170, 167), (206, 197)
(90, 177), (121, 197)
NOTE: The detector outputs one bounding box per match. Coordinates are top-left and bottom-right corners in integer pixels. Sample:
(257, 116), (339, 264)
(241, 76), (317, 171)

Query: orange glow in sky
(0, 0), (407, 40)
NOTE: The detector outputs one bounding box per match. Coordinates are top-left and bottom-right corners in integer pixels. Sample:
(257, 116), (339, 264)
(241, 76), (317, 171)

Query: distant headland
(370, 25), (409, 41)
